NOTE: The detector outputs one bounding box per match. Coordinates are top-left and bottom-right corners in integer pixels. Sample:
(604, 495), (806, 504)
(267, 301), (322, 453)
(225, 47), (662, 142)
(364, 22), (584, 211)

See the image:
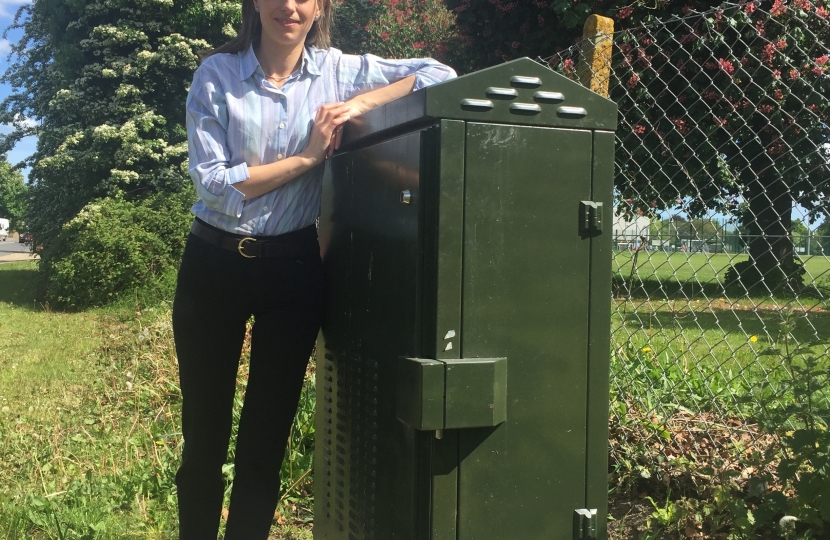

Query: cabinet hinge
(574, 508), (598, 539)
(579, 201), (603, 236)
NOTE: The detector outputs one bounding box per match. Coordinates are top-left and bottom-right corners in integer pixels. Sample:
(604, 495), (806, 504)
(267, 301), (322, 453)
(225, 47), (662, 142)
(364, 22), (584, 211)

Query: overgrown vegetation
(610, 316), (829, 538)
(0, 261), (314, 539)
(0, 0), (239, 302)
(40, 190), (193, 310)
(0, 160), (26, 232)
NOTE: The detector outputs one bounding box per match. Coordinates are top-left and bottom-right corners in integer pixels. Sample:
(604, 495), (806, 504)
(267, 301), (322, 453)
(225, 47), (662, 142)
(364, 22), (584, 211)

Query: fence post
(578, 14), (615, 97)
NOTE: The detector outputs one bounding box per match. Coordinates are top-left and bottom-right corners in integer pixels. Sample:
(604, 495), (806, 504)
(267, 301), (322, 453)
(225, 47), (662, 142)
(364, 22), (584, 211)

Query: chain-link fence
(541, 0), (830, 524)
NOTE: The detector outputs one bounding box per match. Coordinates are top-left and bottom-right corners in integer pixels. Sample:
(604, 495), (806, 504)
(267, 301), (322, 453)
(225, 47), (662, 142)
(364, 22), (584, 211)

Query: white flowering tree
(0, 0), (240, 249)
(0, 160), (26, 232)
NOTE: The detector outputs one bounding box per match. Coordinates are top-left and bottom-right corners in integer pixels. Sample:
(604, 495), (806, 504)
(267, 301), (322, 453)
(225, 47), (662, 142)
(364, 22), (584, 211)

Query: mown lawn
(613, 250), (830, 289)
(609, 250), (830, 418)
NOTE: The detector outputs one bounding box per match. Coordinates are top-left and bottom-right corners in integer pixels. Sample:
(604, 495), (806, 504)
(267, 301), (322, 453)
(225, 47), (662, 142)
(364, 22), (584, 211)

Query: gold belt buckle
(238, 237), (257, 258)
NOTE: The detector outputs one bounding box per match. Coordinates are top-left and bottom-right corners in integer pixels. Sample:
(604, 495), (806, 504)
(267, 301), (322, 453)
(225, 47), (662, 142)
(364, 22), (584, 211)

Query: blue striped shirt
(186, 45), (457, 236)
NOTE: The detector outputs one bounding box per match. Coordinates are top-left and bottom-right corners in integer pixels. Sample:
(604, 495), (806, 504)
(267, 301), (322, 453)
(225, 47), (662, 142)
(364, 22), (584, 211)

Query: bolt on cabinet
(313, 58), (617, 540)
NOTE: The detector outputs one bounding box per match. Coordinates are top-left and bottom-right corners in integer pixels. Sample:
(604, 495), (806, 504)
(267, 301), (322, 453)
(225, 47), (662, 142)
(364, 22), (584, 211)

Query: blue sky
(0, 0), (36, 182)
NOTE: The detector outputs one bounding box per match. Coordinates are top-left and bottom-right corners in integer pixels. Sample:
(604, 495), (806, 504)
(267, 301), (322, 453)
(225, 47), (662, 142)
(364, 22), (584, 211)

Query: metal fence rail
(540, 0), (830, 509)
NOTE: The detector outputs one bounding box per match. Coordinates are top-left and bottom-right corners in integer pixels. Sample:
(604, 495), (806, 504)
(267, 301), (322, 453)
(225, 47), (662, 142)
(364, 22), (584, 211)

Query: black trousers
(172, 223), (324, 540)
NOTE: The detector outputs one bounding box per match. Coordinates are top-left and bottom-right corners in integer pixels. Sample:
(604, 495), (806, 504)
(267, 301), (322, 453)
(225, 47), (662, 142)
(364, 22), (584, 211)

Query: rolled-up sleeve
(186, 66), (248, 218)
(334, 52), (457, 102)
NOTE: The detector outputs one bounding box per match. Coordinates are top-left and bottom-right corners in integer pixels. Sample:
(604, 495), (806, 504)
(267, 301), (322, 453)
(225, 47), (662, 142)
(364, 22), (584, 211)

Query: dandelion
(642, 346), (652, 353)
(750, 335), (758, 342)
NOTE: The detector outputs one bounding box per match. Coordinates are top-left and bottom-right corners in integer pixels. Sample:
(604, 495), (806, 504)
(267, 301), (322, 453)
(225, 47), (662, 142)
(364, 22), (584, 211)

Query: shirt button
(277, 153), (284, 159)
(263, 206), (269, 211)
(279, 123), (285, 129)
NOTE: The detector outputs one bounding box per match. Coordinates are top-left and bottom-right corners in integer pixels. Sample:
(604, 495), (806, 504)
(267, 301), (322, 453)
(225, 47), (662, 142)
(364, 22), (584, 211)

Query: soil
(609, 496), (662, 540)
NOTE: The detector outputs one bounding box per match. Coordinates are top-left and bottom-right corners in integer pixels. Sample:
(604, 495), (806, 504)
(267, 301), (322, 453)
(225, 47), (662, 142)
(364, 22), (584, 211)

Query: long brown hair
(200, 0), (333, 60)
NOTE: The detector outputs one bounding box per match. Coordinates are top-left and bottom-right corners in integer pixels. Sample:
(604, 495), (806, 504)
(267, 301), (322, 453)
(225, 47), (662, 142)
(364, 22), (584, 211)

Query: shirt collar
(238, 44), (320, 81)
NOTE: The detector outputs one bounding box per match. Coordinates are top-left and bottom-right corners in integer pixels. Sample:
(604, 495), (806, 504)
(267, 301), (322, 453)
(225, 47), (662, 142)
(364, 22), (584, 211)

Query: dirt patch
(609, 496), (657, 540)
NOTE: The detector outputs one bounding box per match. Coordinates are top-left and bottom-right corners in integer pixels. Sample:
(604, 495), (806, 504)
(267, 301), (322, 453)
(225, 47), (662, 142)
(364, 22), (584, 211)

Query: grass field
(609, 250), (830, 417)
(1, 254), (827, 539)
(0, 261), (313, 540)
(612, 250), (830, 291)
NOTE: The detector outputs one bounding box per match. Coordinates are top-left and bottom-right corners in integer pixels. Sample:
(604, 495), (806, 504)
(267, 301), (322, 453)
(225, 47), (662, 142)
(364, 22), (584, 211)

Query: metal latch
(579, 201), (603, 236)
(574, 508), (597, 539)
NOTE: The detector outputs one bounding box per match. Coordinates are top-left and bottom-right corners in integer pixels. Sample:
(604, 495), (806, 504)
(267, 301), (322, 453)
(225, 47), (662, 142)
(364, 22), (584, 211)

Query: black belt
(190, 219), (318, 259)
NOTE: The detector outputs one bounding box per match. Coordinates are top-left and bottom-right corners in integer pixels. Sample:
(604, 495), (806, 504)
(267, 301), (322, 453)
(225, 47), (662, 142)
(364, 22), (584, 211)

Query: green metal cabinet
(313, 58), (617, 540)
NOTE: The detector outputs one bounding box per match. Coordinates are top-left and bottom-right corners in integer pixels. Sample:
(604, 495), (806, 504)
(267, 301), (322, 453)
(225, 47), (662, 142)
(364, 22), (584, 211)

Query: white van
(0, 218), (8, 241)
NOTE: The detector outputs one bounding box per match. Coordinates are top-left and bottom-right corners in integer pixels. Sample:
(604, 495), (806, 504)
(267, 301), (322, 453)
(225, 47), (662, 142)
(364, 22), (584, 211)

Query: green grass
(610, 250), (830, 418)
(613, 251), (830, 291)
(0, 263), (100, 401)
(3, 252), (828, 539)
(0, 261), (314, 540)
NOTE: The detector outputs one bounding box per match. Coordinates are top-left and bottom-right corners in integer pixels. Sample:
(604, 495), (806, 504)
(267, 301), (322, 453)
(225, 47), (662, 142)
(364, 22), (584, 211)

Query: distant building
(613, 210), (650, 248)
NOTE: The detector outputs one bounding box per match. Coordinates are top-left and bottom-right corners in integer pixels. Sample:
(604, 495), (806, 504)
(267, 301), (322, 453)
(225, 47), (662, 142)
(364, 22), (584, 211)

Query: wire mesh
(542, 0), (830, 494)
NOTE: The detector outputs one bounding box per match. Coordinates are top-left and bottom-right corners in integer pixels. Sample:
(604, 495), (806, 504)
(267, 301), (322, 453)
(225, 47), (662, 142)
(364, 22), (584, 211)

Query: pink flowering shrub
(363, 0), (457, 60)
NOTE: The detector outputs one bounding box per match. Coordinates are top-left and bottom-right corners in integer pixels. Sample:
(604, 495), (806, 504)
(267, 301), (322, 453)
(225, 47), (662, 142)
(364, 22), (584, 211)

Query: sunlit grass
(0, 261), (313, 540)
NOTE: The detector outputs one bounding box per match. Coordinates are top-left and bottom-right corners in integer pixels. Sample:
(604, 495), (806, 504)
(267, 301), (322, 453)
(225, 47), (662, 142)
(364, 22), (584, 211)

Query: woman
(175, 0), (456, 538)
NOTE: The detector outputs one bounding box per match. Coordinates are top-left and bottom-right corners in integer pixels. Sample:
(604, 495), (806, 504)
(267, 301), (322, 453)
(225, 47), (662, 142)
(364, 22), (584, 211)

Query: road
(0, 236), (38, 263)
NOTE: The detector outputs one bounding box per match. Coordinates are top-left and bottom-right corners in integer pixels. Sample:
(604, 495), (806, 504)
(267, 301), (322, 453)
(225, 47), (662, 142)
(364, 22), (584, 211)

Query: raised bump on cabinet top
(509, 75), (543, 88)
(509, 103), (543, 115)
(485, 87), (519, 99)
(557, 106), (588, 118)
(533, 91), (565, 103)
(460, 98), (495, 111)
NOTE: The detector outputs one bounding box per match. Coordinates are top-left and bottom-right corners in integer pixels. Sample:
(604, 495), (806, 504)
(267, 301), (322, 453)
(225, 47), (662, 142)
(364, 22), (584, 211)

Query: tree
(332, 0), (461, 64)
(0, 0), (240, 250)
(447, 0), (830, 290)
(445, 0), (625, 71)
(331, 0), (381, 54)
(815, 220), (830, 255)
(0, 160), (26, 231)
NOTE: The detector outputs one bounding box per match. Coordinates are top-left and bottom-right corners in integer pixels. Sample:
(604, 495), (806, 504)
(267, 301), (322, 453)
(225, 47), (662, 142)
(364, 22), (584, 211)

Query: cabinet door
(316, 129), (433, 540)
(458, 124), (594, 539)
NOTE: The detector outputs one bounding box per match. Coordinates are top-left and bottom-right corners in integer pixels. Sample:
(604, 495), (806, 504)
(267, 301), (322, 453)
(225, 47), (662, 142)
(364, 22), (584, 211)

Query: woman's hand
(328, 77), (417, 156)
(301, 102), (352, 164)
(329, 100), (366, 157)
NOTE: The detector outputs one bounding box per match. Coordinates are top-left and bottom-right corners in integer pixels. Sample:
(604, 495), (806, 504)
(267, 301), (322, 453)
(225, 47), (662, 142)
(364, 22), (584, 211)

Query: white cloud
(13, 113), (37, 129)
(0, 39), (10, 57)
(0, 116), (38, 136)
(0, 0), (31, 18)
